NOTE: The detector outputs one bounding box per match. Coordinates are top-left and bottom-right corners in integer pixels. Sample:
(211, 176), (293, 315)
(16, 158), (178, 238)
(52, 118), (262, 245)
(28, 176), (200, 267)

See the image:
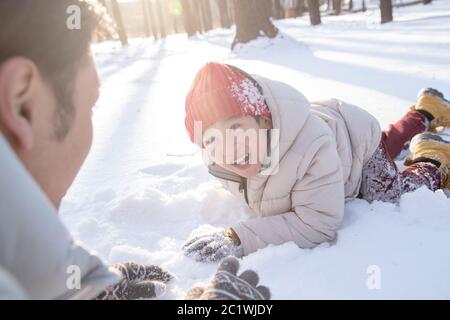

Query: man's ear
(0, 58), (37, 150)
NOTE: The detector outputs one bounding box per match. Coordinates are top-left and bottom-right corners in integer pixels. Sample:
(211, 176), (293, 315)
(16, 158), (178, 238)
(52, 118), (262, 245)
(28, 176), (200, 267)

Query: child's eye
(230, 124), (241, 130)
(204, 136), (215, 146)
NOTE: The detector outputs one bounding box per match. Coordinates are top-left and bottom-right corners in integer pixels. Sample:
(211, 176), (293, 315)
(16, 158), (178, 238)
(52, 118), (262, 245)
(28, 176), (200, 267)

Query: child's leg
(359, 139), (442, 203)
(384, 87), (450, 159)
(383, 110), (430, 160)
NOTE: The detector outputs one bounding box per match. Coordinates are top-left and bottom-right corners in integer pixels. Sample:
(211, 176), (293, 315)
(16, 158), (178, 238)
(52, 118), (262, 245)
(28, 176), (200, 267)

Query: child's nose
(210, 147), (226, 164)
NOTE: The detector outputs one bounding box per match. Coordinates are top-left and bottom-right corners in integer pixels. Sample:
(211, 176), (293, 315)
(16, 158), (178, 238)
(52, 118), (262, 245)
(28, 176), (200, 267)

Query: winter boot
(407, 132), (450, 189)
(413, 88), (450, 131)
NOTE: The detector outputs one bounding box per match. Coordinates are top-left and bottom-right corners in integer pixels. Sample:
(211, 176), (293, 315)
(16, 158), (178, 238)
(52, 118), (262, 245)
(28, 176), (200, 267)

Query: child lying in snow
(182, 62), (450, 262)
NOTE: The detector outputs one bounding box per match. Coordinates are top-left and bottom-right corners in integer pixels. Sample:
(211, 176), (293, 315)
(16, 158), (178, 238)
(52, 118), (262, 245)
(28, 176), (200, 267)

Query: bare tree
(141, 0), (151, 38)
(181, 0), (197, 36)
(111, 0), (128, 45)
(281, 0), (299, 18)
(332, 0), (342, 15)
(232, 0), (278, 49)
(380, 0), (393, 24)
(155, 0), (167, 38)
(218, 0), (233, 28)
(145, 0), (160, 39)
(194, 0), (206, 32)
(200, 0), (213, 32)
(307, 0), (321, 25)
(298, 0), (306, 16)
(272, 0), (284, 19)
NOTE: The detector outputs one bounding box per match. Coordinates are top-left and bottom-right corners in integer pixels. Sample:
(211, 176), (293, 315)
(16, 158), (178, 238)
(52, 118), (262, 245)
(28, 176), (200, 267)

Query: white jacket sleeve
(0, 267), (27, 300)
(0, 134), (120, 300)
(233, 135), (345, 255)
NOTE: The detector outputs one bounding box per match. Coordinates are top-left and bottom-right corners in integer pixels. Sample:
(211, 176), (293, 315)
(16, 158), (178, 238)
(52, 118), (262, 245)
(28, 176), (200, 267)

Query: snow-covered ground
(60, 1), (450, 299)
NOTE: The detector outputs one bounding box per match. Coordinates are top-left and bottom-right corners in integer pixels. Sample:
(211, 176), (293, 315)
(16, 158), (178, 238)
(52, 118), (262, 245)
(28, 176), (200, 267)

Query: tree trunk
(200, 0), (213, 32)
(298, 0), (306, 16)
(232, 0), (278, 49)
(348, 0), (353, 11)
(423, 0), (432, 4)
(380, 0), (393, 24)
(332, 0), (341, 15)
(307, 0), (321, 25)
(280, 0), (301, 18)
(228, 0), (236, 26)
(194, 0), (205, 33)
(172, 15), (179, 34)
(190, 0), (204, 33)
(181, 0), (198, 36)
(141, 0), (151, 37)
(218, 0), (233, 28)
(144, 0), (159, 40)
(362, 0), (366, 12)
(111, 0), (128, 45)
(272, 0), (284, 19)
(155, 0), (167, 38)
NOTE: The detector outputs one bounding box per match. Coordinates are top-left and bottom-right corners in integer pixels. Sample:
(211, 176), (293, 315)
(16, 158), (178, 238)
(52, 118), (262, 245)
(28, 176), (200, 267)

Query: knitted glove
(182, 229), (243, 263)
(96, 262), (174, 300)
(185, 257), (270, 300)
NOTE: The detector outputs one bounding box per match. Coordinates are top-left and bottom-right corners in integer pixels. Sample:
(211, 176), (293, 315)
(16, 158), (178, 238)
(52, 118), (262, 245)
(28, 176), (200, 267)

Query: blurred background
(99, 0), (431, 46)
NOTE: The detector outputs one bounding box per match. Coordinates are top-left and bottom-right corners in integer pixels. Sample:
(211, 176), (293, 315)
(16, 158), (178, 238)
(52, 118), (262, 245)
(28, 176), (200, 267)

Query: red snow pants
(359, 111), (442, 203)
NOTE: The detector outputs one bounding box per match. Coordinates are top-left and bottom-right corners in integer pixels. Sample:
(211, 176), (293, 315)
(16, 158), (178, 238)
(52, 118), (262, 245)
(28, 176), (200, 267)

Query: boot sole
(410, 133), (450, 150)
(418, 87), (450, 105)
(415, 88), (450, 130)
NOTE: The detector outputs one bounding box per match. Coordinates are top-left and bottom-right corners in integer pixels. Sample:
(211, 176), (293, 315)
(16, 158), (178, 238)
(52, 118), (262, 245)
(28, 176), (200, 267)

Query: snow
(230, 77), (270, 115)
(60, 0), (450, 299)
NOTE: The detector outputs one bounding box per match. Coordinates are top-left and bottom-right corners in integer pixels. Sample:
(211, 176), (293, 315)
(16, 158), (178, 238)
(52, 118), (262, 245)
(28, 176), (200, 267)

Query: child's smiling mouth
(233, 153), (250, 166)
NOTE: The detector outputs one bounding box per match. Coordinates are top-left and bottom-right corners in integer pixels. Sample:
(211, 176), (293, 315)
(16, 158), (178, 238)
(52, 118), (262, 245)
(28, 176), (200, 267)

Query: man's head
(0, 0), (111, 209)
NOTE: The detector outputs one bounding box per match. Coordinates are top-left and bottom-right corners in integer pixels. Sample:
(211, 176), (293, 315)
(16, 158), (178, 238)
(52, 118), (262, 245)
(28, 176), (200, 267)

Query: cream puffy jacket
(209, 76), (382, 255)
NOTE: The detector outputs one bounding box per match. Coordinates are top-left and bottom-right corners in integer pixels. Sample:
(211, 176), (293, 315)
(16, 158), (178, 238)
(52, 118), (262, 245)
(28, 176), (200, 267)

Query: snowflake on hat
(229, 77), (269, 116)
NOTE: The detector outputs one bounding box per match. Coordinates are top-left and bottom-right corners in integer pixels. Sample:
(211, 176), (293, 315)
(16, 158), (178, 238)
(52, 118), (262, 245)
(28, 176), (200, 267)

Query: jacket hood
(254, 75), (311, 175)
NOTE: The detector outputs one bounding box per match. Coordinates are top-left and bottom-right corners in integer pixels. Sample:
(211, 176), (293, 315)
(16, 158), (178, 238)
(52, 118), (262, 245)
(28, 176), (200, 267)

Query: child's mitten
(185, 257), (270, 300)
(182, 230), (243, 263)
(96, 262), (174, 300)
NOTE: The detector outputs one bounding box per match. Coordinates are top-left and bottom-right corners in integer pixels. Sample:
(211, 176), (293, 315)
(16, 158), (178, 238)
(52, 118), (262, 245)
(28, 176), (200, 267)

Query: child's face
(203, 115), (272, 178)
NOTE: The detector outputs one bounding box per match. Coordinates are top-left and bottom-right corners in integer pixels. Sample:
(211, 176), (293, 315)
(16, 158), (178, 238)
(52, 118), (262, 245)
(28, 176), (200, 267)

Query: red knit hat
(185, 62), (271, 146)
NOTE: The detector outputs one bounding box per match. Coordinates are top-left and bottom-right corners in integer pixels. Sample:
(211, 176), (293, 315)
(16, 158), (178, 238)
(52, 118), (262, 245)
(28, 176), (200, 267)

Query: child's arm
(233, 135), (345, 255)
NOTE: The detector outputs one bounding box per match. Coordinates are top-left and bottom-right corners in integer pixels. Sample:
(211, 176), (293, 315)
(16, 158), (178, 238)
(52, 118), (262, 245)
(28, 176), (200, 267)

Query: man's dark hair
(0, 0), (114, 140)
